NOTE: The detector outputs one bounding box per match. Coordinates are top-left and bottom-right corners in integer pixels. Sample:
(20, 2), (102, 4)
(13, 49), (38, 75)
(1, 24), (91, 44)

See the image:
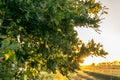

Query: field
(81, 65), (120, 77)
(1, 65), (120, 80)
(26, 65), (120, 80)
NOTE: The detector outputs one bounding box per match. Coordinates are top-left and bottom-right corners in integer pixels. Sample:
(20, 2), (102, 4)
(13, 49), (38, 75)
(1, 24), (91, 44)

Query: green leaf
(0, 52), (4, 57)
(9, 52), (16, 61)
(2, 39), (10, 49)
(54, 19), (59, 26)
(9, 41), (20, 51)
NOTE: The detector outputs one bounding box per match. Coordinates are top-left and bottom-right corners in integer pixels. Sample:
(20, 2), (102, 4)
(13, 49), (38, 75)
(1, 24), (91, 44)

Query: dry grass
(39, 71), (68, 80)
(81, 65), (120, 77)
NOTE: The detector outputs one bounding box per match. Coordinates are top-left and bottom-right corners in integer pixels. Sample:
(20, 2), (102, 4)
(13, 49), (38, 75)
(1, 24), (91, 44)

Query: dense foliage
(0, 0), (108, 79)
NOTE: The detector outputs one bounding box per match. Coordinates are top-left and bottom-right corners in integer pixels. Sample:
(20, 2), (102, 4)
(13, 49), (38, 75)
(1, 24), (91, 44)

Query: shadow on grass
(69, 71), (96, 80)
(75, 74), (95, 80)
(84, 71), (120, 80)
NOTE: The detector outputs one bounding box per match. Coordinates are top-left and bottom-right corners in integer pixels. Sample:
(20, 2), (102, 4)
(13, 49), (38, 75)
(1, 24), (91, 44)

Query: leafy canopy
(0, 0), (108, 79)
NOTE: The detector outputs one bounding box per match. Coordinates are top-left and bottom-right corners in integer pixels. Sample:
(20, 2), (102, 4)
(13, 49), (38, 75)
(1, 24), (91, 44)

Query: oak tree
(0, 0), (108, 79)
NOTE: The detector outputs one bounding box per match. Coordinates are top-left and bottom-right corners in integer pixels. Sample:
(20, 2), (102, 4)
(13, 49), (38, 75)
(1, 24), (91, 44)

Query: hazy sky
(76, 0), (120, 64)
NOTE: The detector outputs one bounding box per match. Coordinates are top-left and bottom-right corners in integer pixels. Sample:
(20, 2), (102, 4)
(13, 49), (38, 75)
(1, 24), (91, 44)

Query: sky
(76, 0), (120, 65)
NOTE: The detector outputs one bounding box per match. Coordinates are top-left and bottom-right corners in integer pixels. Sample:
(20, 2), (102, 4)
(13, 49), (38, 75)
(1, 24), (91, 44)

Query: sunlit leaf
(4, 54), (10, 60)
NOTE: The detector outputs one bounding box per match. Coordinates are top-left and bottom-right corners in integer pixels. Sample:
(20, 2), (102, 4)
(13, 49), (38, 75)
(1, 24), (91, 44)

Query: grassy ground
(84, 71), (120, 80)
(1, 70), (119, 80)
(38, 71), (68, 80)
(81, 65), (120, 77)
(1, 65), (120, 80)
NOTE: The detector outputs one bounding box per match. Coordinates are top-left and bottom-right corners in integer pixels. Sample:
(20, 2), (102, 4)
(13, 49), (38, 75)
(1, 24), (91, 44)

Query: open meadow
(79, 63), (120, 80)
(34, 65), (120, 80)
(81, 65), (120, 77)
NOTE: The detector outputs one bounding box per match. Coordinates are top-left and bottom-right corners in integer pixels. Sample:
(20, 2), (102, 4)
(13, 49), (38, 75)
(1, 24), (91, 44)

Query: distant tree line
(97, 61), (120, 66)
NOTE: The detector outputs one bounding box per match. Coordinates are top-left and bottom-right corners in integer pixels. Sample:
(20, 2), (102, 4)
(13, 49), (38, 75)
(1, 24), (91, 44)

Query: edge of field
(83, 70), (120, 80)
